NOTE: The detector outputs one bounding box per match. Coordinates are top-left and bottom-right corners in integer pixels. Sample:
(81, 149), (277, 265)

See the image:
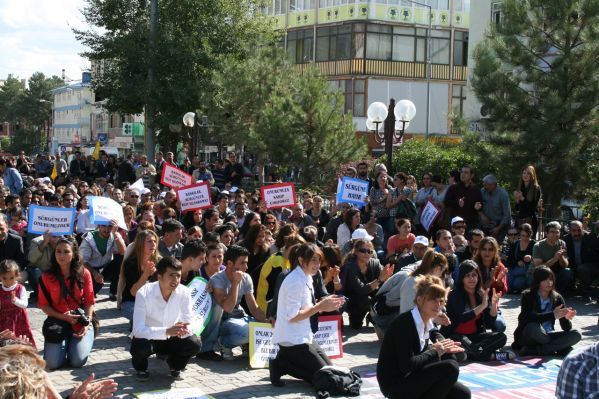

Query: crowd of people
(0, 149), (596, 398)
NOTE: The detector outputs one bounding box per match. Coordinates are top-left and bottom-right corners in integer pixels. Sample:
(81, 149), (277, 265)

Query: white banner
(260, 183), (296, 210)
(27, 206), (76, 236)
(176, 182), (212, 213)
(420, 200), (441, 232)
(88, 196), (127, 230)
(129, 178), (145, 192)
(187, 277), (212, 336)
(160, 163), (193, 188)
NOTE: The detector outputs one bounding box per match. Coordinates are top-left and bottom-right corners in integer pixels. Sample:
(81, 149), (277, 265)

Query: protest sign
(130, 178), (145, 192)
(313, 315), (343, 359)
(260, 183), (296, 210)
(420, 200), (441, 232)
(160, 163), (193, 188)
(27, 206), (76, 236)
(187, 277), (212, 336)
(249, 316), (344, 368)
(176, 182), (212, 213)
(336, 177), (369, 207)
(88, 196), (128, 230)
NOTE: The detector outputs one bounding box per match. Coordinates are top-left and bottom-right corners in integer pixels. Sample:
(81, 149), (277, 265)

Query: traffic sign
(98, 133), (108, 144)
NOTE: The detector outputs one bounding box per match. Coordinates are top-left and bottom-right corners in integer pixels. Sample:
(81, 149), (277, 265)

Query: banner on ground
(176, 182), (212, 213)
(88, 196), (128, 230)
(160, 163), (194, 188)
(336, 177), (369, 207)
(260, 183), (296, 210)
(420, 200), (441, 232)
(187, 276), (212, 336)
(27, 206), (76, 236)
(249, 315), (343, 368)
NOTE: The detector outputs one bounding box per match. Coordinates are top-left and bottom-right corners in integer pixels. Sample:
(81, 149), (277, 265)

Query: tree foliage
(214, 45), (367, 188)
(74, 0), (275, 150)
(471, 0), (599, 209)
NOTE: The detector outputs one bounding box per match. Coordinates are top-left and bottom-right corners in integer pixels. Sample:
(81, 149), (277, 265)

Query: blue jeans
(44, 327), (95, 370)
(199, 300), (223, 353)
(219, 316), (252, 349)
(121, 301), (135, 321)
(507, 266), (529, 293)
(492, 311), (506, 333)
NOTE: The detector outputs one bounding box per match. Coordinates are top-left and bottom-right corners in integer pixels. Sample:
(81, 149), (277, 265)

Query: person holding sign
(270, 243), (346, 388)
(377, 275), (470, 399)
(130, 257), (202, 381)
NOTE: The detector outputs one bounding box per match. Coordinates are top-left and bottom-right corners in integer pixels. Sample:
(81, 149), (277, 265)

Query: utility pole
(146, 0), (158, 162)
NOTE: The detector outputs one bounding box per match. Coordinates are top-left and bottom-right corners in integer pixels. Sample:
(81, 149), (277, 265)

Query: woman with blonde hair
(514, 165), (542, 236)
(117, 230), (161, 321)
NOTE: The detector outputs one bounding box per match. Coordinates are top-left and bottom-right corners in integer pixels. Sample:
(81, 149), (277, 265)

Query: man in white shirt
(130, 257), (202, 381)
(210, 245), (268, 360)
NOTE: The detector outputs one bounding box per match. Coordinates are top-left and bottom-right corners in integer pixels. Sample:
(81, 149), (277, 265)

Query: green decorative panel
(289, 10), (316, 27)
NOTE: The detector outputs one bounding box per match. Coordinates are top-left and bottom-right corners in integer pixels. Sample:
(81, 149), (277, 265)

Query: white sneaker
(221, 347), (234, 361)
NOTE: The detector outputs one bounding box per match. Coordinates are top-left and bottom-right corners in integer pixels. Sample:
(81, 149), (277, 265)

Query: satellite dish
(183, 112), (196, 127)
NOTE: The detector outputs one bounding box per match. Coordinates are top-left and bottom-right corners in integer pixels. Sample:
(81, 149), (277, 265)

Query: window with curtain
(430, 29), (450, 64)
(287, 28), (314, 64)
(453, 31), (468, 66)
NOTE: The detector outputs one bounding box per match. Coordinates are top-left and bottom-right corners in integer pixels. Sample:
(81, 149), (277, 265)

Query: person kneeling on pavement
(130, 257), (201, 381)
(210, 245), (268, 360)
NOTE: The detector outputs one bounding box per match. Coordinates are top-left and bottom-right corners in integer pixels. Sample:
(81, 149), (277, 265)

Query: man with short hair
(27, 231), (60, 298)
(192, 160), (215, 186)
(457, 229), (485, 263)
(564, 221), (599, 301)
(159, 219), (184, 259)
(476, 175), (511, 242)
(69, 151), (86, 179)
(450, 216), (467, 237)
(211, 159), (226, 190)
(224, 152), (244, 187)
(80, 220), (127, 298)
(290, 203), (314, 230)
(155, 151), (165, 178)
(397, 235), (429, 269)
(130, 257), (202, 381)
(201, 209), (220, 235)
(444, 165), (483, 229)
(126, 188), (141, 214)
(216, 193), (234, 221)
(323, 203), (351, 243)
(533, 221), (573, 295)
(136, 155), (157, 187)
(234, 201), (250, 229)
(210, 245), (267, 360)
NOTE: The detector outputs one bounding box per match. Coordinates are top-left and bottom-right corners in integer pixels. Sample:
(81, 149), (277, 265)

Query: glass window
(430, 37), (450, 64)
(337, 33), (351, 59)
(287, 28), (314, 63)
(366, 33), (392, 60)
(392, 34), (414, 61)
(353, 32), (365, 58)
(453, 31), (468, 66)
(416, 38), (426, 62)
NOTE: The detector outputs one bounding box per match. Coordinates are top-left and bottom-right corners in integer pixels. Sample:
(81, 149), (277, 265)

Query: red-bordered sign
(160, 163), (193, 188)
(176, 181), (212, 212)
(260, 183), (296, 210)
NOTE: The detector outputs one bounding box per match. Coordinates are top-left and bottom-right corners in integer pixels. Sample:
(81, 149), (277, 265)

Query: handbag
(39, 279), (73, 343)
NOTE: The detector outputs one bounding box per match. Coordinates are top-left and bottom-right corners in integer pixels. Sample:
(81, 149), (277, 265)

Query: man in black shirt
(224, 152), (243, 187)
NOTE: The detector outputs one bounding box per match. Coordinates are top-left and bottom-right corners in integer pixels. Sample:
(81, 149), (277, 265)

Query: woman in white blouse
(269, 243), (345, 387)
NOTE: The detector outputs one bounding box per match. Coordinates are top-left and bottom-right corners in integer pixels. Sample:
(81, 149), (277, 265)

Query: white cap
(413, 236), (429, 247)
(351, 228), (374, 241)
(220, 190), (230, 196)
(140, 188), (151, 195)
(451, 216), (465, 226)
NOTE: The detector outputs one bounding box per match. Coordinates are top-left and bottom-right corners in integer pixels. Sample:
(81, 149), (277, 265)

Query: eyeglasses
(130, 195), (139, 198)
(357, 248), (373, 255)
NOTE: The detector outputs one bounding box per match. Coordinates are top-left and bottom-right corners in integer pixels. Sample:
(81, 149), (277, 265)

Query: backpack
(312, 366), (362, 398)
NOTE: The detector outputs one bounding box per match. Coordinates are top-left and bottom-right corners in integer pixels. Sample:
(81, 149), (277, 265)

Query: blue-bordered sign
(27, 205), (76, 236)
(336, 176), (369, 206)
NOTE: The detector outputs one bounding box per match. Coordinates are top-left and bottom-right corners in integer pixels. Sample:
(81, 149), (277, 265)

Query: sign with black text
(336, 177), (369, 206)
(176, 182), (212, 213)
(187, 277), (212, 336)
(27, 206), (76, 236)
(420, 200), (441, 232)
(88, 196), (128, 230)
(260, 183), (296, 210)
(160, 163), (194, 188)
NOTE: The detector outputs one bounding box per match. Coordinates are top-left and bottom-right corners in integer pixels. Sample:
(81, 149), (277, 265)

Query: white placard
(176, 182), (212, 212)
(27, 206), (76, 236)
(160, 163), (193, 188)
(420, 200), (441, 232)
(260, 183), (296, 210)
(88, 196), (127, 230)
(312, 315), (343, 359)
(187, 277), (212, 335)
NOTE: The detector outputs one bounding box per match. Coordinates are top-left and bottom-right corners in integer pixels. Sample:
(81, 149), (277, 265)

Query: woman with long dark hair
(377, 275), (470, 399)
(239, 224), (270, 285)
(514, 165), (542, 236)
(270, 243), (345, 387)
(369, 171), (391, 239)
(513, 266), (581, 356)
(507, 223), (535, 293)
(442, 260), (512, 361)
(38, 238), (95, 369)
(336, 208), (362, 248)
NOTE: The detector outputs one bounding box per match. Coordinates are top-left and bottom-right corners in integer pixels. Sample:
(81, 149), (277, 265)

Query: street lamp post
(367, 99), (416, 175)
(407, 0), (432, 140)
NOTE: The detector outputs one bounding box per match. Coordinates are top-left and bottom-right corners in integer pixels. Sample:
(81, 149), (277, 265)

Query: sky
(0, 0), (89, 82)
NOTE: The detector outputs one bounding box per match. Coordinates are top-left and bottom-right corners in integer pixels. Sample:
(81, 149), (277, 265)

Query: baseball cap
(351, 228), (374, 241)
(413, 236), (429, 247)
(451, 216), (465, 226)
(220, 190), (230, 197)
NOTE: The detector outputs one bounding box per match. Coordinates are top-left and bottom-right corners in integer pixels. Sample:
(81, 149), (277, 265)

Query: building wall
(51, 84), (94, 152)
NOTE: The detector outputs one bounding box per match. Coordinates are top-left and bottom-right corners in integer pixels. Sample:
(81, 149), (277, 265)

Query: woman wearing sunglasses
(342, 239), (393, 329)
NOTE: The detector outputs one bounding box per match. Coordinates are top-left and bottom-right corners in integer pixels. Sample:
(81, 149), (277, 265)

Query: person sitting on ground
(336, 208), (362, 248)
(377, 275), (471, 399)
(532, 221), (574, 295)
(80, 220), (126, 299)
(269, 243), (346, 388)
(506, 223), (535, 294)
(130, 256), (202, 381)
(386, 218), (416, 261)
(556, 341), (598, 399)
(442, 260), (513, 362)
(179, 239), (207, 286)
(210, 245), (268, 360)
(158, 219), (184, 259)
(342, 238), (393, 329)
(399, 250), (449, 314)
(396, 235), (429, 269)
(512, 266), (581, 357)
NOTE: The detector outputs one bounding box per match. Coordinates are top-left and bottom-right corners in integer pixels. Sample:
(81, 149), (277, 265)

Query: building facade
(263, 0), (471, 147)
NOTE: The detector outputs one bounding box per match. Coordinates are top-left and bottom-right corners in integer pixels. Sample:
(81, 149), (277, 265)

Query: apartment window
(392, 26), (415, 61)
(316, 24), (364, 61)
(430, 29), (450, 64)
(319, 0), (349, 6)
(274, 0), (287, 14)
(331, 79), (367, 116)
(290, 0), (314, 11)
(366, 24), (392, 60)
(491, 2), (502, 27)
(453, 31), (469, 66)
(451, 85), (466, 114)
(287, 28), (314, 63)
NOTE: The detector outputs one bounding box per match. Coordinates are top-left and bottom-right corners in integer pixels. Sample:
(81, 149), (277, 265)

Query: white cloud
(0, 0), (89, 80)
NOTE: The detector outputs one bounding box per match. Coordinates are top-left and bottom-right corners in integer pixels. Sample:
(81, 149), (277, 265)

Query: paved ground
(30, 289), (597, 399)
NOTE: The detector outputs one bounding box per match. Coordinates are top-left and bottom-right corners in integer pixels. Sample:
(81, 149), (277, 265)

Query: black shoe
(269, 358), (285, 387)
(518, 346), (538, 357)
(196, 351), (223, 361)
(135, 371), (150, 381)
(108, 293), (117, 301)
(170, 369), (183, 380)
(556, 346), (574, 357)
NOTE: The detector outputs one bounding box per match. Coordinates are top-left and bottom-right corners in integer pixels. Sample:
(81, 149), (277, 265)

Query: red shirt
(387, 233), (416, 255)
(454, 312), (482, 335)
(38, 268), (95, 314)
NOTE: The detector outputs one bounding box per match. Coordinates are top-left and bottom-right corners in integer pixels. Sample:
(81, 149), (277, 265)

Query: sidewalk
(32, 291), (597, 398)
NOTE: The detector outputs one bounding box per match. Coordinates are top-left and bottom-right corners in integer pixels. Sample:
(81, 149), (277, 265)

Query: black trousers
(130, 335), (202, 372)
(347, 294), (371, 328)
(520, 322), (581, 355)
(452, 331), (507, 361)
(384, 359), (471, 399)
(275, 343), (332, 383)
(91, 255), (123, 295)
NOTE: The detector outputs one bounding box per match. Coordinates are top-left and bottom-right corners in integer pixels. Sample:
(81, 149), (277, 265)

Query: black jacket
(0, 233), (26, 269)
(512, 289), (572, 349)
(563, 232), (599, 267)
(377, 310), (444, 397)
(441, 286), (496, 337)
